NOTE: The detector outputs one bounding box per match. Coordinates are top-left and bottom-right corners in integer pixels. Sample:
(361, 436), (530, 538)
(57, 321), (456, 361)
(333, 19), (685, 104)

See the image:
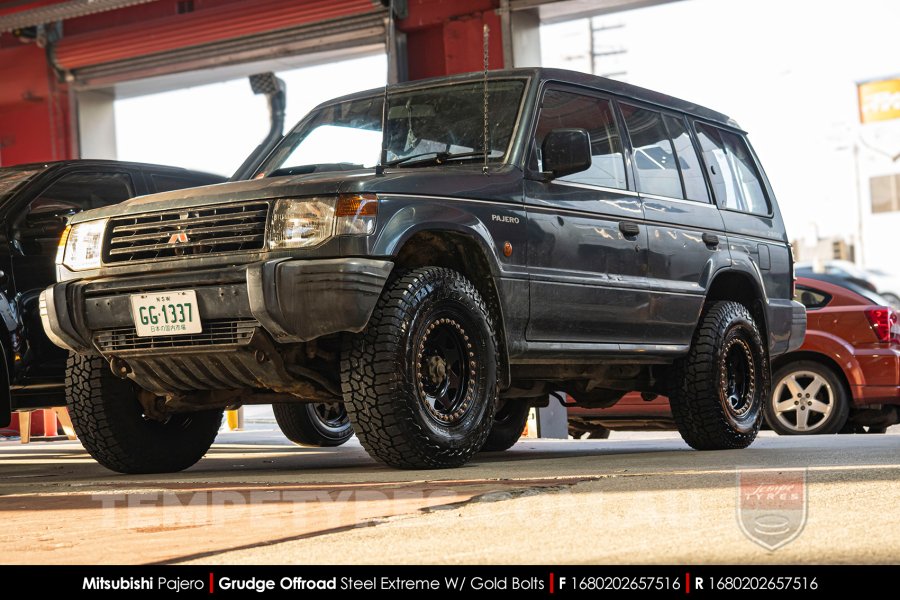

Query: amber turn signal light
(336, 193), (378, 218)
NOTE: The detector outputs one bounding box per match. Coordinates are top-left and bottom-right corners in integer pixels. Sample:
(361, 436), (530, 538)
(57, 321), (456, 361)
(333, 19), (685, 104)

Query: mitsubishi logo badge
(168, 232), (190, 244)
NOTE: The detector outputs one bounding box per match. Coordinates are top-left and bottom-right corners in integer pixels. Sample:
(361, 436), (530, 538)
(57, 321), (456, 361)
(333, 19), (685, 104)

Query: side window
(663, 115), (709, 202)
(151, 173), (200, 194)
(794, 286), (831, 310)
(620, 104), (683, 199)
(14, 171), (134, 257)
(695, 123), (769, 215)
(533, 89), (627, 190)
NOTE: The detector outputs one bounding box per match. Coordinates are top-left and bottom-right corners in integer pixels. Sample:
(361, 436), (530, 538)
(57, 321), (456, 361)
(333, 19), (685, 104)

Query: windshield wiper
(382, 150), (488, 168)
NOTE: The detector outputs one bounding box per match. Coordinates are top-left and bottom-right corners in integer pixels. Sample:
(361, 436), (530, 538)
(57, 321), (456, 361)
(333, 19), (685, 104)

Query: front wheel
(765, 361), (848, 435)
(669, 301), (768, 450)
(66, 353), (222, 474)
(273, 402), (353, 447)
(341, 267), (498, 469)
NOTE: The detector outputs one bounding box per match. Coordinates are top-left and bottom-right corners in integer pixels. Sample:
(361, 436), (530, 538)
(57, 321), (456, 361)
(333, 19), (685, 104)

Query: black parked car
(0, 160), (223, 427)
(41, 69), (805, 472)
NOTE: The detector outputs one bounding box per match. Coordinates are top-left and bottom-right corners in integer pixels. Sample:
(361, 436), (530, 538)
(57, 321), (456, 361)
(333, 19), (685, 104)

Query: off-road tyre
(273, 402), (353, 447)
(481, 400), (530, 451)
(669, 301), (768, 450)
(341, 267), (498, 469)
(66, 353), (222, 474)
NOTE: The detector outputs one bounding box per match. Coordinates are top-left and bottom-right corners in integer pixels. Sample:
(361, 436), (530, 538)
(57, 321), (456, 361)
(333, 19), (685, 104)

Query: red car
(568, 275), (900, 437)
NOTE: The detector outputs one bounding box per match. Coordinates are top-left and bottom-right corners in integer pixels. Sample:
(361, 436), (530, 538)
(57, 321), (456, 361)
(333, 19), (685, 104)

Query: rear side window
(794, 286), (831, 310)
(533, 89), (627, 190)
(663, 115), (709, 202)
(695, 123), (769, 215)
(620, 104), (683, 199)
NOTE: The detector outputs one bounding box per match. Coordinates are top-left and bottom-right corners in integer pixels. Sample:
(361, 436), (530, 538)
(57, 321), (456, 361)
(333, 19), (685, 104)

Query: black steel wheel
(341, 267), (498, 469)
(273, 402), (353, 447)
(669, 301), (768, 450)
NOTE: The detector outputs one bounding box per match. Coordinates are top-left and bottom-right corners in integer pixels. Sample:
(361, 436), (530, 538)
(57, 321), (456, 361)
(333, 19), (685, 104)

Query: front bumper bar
(40, 257), (393, 355)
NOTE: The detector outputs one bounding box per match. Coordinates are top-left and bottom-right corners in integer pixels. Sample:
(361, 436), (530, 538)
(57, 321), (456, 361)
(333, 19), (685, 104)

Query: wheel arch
(705, 269), (769, 354)
(391, 228), (510, 389)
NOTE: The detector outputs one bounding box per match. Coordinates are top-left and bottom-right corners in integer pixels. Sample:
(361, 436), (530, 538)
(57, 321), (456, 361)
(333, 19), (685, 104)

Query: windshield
(0, 167), (40, 199)
(259, 79), (526, 176)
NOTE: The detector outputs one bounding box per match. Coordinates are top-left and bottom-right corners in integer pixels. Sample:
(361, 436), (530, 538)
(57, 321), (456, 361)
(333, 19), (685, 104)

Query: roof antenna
(482, 23), (490, 175)
(376, 0), (396, 177)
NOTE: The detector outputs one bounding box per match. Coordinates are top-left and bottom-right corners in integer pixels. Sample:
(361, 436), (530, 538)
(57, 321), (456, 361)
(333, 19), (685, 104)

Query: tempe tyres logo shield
(737, 468), (807, 551)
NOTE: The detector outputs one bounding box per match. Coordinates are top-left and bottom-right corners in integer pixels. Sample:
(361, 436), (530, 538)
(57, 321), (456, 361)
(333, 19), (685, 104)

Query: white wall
(114, 53), (387, 176)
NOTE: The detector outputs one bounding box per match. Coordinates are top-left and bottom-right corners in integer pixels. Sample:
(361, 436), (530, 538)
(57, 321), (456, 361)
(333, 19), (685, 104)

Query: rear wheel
(481, 400), (530, 451)
(765, 361), (848, 435)
(66, 353), (222, 474)
(669, 301), (768, 450)
(273, 402), (353, 447)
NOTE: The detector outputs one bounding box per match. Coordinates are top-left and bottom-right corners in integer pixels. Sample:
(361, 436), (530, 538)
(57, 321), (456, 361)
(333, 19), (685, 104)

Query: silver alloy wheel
(771, 370), (834, 433)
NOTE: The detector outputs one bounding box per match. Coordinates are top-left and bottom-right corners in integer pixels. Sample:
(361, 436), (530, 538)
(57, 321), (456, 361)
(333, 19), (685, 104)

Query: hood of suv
(68, 165), (524, 224)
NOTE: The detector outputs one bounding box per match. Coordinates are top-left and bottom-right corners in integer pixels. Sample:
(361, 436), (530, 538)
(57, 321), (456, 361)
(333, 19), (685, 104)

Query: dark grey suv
(41, 68), (805, 472)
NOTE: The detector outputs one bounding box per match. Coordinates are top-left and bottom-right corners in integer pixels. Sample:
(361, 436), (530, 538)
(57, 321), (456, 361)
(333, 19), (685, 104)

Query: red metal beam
(400, 0), (503, 80)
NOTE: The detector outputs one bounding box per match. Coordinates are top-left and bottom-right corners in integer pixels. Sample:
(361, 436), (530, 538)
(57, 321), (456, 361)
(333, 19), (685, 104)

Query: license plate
(130, 290), (201, 337)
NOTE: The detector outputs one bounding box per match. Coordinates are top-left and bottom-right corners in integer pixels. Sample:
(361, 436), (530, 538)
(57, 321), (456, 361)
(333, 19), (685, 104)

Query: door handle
(618, 221), (640, 237)
(702, 232), (720, 247)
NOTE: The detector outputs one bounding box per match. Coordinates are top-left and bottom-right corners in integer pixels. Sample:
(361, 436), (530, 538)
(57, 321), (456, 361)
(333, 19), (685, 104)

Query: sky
(540, 0), (900, 268)
(114, 0), (900, 268)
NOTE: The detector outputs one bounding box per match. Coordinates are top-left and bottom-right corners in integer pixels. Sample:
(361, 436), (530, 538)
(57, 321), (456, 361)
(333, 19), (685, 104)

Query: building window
(870, 173), (900, 214)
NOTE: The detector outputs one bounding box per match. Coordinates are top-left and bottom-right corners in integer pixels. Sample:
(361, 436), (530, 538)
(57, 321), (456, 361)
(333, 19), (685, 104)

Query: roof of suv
(318, 67), (741, 130)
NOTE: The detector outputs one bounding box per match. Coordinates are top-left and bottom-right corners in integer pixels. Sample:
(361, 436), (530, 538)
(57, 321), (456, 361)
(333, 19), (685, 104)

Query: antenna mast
(482, 23), (490, 175)
(376, 0), (395, 176)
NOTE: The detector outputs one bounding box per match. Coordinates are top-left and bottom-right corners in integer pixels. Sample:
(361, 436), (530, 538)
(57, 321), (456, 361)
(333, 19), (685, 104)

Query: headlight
(269, 194), (377, 250)
(60, 219), (107, 271)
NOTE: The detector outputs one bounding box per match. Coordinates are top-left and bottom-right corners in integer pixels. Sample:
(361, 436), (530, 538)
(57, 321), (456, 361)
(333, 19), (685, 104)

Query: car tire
(273, 402), (353, 447)
(669, 301), (768, 450)
(66, 353), (222, 474)
(765, 361), (849, 435)
(341, 267), (498, 469)
(480, 400), (530, 451)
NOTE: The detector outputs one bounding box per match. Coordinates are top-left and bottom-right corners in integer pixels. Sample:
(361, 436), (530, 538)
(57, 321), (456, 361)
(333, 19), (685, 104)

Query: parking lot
(3, 411), (898, 565)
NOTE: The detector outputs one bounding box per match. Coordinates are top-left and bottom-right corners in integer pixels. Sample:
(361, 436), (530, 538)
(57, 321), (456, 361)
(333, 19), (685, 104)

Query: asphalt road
(2, 417), (898, 565)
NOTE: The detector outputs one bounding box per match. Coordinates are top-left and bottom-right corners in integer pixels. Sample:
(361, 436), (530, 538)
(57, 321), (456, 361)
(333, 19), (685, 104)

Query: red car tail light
(864, 307), (900, 345)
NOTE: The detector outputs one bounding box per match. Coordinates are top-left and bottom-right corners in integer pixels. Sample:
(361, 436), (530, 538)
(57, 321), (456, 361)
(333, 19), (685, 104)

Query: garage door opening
(111, 52), (387, 177)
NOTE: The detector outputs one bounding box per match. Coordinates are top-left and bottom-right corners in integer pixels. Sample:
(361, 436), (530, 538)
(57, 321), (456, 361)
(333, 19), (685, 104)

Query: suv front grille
(94, 319), (259, 353)
(105, 202), (269, 263)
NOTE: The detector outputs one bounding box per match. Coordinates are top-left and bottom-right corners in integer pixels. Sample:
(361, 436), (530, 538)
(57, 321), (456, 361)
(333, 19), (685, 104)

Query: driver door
(9, 169), (136, 380)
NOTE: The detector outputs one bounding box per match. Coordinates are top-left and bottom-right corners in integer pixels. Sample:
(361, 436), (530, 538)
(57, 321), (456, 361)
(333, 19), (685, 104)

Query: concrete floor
(2, 413), (899, 565)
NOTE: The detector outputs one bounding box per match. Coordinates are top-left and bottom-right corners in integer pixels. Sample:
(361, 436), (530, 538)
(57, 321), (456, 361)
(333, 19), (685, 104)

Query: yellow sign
(858, 77), (900, 123)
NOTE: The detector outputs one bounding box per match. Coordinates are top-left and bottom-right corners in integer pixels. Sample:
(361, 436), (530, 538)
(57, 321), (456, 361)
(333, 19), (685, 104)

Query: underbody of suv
(42, 68), (805, 473)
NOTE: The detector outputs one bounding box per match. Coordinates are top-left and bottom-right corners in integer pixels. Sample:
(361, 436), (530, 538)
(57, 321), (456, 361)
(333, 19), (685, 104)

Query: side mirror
(541, 128), (592, 180)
